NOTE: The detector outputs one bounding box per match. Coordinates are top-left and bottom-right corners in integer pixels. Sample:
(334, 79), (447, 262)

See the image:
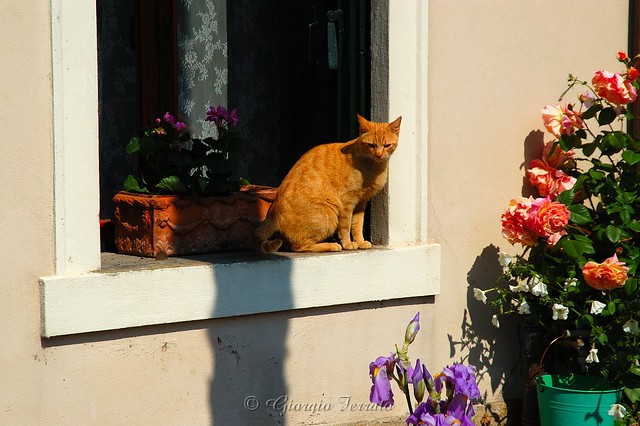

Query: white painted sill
(39, 244), (440, 337)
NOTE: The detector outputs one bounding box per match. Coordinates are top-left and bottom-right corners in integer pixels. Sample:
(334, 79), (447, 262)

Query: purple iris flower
(404, 312), (421, 345)
(407, 403), (460, 426)
(369, 354), (396, 407)
(435, 363), (480, 400)
(407, 359), (432, 402)
(406, 402), (433, 425)
(444, 393), (475, 425)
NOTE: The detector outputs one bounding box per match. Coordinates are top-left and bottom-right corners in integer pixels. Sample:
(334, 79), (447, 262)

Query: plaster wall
(427, 0), (629, 405)
(0, 0), (630, 425)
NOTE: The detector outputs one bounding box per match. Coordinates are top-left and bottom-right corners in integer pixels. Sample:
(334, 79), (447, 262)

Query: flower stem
(403, 379), (414, 414)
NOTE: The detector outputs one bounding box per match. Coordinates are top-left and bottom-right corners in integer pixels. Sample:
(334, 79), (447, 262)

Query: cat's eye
(366, 143), (376, 149)
(383, 144), (392, 148)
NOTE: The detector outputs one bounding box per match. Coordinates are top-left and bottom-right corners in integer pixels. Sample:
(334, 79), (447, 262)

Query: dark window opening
(97, 0), (371, 248)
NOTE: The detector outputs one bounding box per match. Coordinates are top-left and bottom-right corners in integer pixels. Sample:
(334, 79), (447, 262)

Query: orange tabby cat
(255, 114), (401, 253)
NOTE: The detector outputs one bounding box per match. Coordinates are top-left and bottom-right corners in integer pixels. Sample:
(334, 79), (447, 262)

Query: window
(41, 0), (439, 337)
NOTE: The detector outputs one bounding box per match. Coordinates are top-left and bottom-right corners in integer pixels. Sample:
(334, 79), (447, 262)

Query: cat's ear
(357, 114), (371, 135)
(388, 116), (402, 135)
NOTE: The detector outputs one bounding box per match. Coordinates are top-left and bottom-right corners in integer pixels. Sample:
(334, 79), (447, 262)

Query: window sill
(39, 244), (441, 337)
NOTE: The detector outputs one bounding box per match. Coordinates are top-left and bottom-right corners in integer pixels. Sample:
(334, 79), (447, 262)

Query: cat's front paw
(356, 240), (372, 249)
(341, 241), (359, 250)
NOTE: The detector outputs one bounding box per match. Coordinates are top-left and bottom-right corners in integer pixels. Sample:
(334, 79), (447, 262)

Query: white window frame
(40, 0), (439, 337)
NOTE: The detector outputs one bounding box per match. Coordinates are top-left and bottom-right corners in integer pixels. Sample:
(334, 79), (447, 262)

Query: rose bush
(475, 52), (640, 425)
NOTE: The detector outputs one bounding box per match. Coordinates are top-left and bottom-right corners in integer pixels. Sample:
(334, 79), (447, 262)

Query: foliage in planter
(124, 106), (246, 195)
(474, 52), (640, 424)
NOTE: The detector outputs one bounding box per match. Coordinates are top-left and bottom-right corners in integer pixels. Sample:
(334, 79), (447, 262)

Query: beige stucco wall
(0, 0), (629, 425)
(427, 0), (629, 409)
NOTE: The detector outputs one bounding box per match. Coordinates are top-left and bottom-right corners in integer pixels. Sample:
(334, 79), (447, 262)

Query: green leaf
(625, 278), (638, 297)
(581, 103), (603, 120)
(567, 204), (592, 225)
(607, 301), (617, 315)
(598, 107), (618, 125)
(125, 137), (141, 154)
(596, 332), (608, 345)
(605, 132), (625, 151)
(123, 175), (149, 193)
(624, 386), (640, 403)
(155, 176), (187, 193)
(605, 225), (623, 243)
(556, 189), (575, 205)
(588, 168), (606, 181)
(558, 237), (594, 259)
(621, 149), (640, 165)
(582, 142), (597, 157)
(629, 221), (640, 232)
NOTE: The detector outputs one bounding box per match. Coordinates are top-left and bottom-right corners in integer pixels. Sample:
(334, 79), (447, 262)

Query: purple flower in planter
(435, 363), (480, 400)
(163, 111), (175, 125)
(206, 105), (239, 130)
(369, 354), (396, 407)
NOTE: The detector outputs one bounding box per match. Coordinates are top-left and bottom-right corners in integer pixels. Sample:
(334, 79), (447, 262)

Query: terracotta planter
(113, 185), (277, 257)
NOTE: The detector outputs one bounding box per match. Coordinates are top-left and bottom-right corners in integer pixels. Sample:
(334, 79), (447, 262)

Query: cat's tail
(254, 216), (283, 253)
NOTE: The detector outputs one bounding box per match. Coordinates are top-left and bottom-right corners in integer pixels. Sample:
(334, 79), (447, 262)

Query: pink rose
(582, 254), (629, 291)
(527, 159), (576, 199)
(542, 140), (574, 168)
(526, 196), (570, 246)
(542, 103), (583, 139)
(501, 197), (538, 246)
(592, 70), (637, 105)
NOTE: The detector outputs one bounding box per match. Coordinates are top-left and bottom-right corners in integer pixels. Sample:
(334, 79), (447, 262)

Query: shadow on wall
(449, 245), (525, 425)
(208, 275), (292, 425)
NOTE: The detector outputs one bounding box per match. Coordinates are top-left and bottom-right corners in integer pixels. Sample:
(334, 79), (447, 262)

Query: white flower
(552, 303), (569, 320)
(563, 278), (578, 289)
(608, 403), (627, 420)
(590, 300), (607, 315)
(473, 288), (487, 304)
(585, 346), (599, 364)
(531, 280), (548, 297)
(492, 315), (500, 328)
(498, 252), (513, 268)
(509, 280), (529, 293)
(518, 300), (531, 315)
(623, 319), (639, 335)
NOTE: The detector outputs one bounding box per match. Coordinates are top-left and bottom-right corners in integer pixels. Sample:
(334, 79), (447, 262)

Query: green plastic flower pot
(536, 374), (623, 426)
